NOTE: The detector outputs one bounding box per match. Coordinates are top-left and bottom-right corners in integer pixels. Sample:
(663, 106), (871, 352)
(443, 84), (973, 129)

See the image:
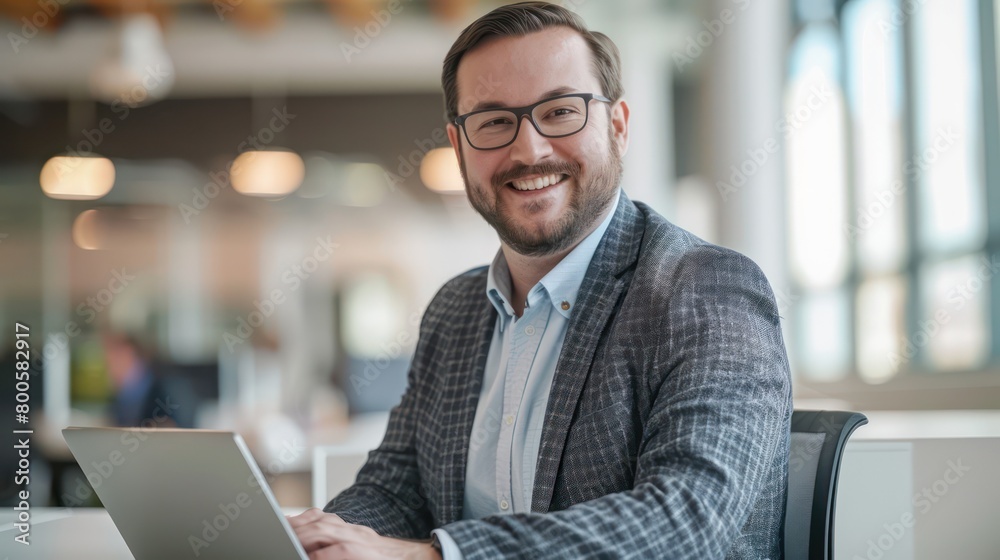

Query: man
(290, 2), (791, 558)
(103, 332), (194, 428)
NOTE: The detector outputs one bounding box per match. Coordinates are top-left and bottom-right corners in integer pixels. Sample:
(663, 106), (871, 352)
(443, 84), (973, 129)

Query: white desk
(0, 508), (132, 559)
(835, 411), (1000, 560)
(0, 507), (306, 559)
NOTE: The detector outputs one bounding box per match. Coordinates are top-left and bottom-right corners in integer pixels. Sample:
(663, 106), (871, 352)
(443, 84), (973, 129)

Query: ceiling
(0, 0), (697, 99)
(0, 5), (465, 99)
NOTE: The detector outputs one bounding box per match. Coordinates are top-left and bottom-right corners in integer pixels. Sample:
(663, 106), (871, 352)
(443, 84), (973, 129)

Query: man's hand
(287, 508), (442, 560)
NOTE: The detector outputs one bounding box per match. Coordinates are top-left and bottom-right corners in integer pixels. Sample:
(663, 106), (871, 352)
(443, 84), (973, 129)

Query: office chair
(785, 409), (868, 560)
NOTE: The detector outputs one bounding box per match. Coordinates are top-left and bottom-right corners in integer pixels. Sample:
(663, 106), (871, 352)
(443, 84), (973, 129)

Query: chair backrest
(785, 410), (868, 560)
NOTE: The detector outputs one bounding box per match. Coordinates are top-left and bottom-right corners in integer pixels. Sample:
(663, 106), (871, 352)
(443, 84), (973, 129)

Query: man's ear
(446, 123), (463, 166)
(611, 99), (630, 157)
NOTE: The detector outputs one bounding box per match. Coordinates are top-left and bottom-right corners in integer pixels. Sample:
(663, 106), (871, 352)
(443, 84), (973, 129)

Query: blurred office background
(0, 0), (997, 508)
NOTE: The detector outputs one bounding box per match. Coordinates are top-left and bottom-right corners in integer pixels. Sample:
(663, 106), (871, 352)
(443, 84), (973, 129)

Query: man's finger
(287, 507), (327, 527)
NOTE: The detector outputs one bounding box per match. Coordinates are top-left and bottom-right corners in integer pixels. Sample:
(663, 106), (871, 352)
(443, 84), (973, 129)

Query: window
(784, 0), (999, 401)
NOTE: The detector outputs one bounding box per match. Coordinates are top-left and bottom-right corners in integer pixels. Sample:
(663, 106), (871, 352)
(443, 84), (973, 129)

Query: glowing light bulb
(39, 156), (115, 200)
(419, 148), (464, 194)
(230, 150), (305, 197)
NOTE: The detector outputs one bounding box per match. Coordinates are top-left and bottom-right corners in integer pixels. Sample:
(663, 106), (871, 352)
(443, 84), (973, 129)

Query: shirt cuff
(431, 528), (464, 560)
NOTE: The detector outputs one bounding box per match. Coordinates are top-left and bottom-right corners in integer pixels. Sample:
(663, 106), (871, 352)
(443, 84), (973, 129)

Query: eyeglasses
(453, 92), (612, 150)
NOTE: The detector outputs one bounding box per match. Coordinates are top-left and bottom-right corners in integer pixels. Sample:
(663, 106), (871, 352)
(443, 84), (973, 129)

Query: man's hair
(441, 1), (623, 122)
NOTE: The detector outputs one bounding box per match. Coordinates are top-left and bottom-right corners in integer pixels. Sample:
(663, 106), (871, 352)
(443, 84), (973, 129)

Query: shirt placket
(494, 298), (548, 514)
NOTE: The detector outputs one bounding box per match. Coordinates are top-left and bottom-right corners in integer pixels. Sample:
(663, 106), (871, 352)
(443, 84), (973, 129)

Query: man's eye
(478, 118), (513, 130)
(544, 107), (579, 119)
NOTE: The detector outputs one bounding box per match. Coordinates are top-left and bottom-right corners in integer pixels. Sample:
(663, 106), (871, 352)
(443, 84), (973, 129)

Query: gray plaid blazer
(326, 192), (792, 559)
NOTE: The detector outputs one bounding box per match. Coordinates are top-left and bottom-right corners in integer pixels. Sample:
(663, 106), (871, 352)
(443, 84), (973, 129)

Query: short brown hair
(441, 1), (623, 122)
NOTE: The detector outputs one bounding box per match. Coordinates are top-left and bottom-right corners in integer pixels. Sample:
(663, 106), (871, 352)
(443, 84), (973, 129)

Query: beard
(459, 125), (623, 257)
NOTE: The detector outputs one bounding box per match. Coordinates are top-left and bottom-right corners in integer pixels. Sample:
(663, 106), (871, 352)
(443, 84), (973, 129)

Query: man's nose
(508, 115), (553, 165)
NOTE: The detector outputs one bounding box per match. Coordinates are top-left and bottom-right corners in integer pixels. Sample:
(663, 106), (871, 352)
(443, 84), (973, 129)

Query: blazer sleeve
(322, 299), (440, 539)
(437, 247), (793, 559)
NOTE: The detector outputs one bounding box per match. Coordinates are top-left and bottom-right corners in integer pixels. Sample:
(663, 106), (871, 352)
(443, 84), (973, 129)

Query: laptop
(62, 427), (308, 560)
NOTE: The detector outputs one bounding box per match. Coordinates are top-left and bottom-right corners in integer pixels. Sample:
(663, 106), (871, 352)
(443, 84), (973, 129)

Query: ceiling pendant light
(230, 149), (305, 198)
(40, 154), (116, 200)
(90, 12), (174, 107)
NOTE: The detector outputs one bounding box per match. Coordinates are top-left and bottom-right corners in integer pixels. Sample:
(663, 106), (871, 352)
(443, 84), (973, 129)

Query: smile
(508, 173), (568, 191)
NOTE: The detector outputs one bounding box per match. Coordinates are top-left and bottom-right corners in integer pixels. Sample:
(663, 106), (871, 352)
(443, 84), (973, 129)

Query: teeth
(511, 173), (564, 191)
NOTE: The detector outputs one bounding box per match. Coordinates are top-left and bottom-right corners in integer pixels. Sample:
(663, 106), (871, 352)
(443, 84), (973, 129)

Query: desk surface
(0, 507), (306, 559)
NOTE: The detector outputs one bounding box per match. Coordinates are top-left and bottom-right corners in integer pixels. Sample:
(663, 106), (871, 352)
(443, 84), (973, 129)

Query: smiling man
(289, 2), (792, 558)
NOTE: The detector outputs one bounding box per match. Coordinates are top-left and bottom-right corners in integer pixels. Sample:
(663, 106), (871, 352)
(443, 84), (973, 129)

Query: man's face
(103, 336), (137, 388)
(447, 27), (630, 257)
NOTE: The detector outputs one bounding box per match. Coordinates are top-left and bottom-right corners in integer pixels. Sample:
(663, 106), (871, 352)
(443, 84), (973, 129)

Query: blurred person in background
(102, 332), (194, 428)
(290, 2), (791, 559)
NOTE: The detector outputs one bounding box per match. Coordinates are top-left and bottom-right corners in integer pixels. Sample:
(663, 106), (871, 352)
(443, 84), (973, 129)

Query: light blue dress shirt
(433, 189), (621, 558)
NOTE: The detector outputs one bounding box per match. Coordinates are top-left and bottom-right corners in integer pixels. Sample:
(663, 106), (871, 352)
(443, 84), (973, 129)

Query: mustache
(491, 161), (581, 189)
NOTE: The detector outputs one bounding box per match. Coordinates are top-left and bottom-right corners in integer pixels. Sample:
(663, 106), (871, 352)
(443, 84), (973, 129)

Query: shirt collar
(486, 250), (517, 323)
(486, 188), (621, 329)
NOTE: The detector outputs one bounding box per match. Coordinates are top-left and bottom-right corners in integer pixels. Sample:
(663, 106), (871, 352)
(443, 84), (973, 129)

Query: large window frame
(786, 0), (1000, 409)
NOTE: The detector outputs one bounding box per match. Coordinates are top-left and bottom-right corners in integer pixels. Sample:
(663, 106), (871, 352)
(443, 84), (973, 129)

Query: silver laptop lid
(62, 427), (307, 560)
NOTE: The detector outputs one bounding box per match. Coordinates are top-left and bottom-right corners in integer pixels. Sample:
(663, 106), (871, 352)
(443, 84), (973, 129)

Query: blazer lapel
(437, 286), (496, 525)
(530, 192), (644, 512)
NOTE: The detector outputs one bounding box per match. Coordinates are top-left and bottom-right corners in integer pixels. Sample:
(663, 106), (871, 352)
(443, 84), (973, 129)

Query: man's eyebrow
(466, 87), (579, 113)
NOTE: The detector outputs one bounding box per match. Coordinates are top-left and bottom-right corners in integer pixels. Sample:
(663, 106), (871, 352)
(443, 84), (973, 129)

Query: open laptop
(62, 427), (308, 560)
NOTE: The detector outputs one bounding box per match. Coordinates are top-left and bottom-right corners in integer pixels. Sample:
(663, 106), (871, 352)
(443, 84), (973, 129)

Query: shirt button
(524, 325), (535, 335)
(500, 499), (509, 510)
(504, 415), (514, 425)
(561, 301), (571, 311)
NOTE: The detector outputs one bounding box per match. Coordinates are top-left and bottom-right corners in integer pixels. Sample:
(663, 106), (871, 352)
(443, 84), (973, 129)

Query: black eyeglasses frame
(452, 92), (613, 150)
